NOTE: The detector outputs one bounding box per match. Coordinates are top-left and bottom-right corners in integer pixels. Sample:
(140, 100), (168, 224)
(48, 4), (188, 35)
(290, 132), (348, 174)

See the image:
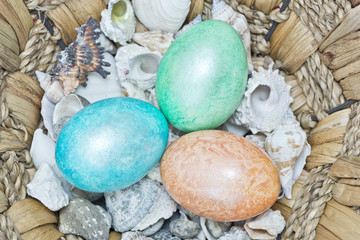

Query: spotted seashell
(105, 178), (177, 232)
(51, 17), (110, 95)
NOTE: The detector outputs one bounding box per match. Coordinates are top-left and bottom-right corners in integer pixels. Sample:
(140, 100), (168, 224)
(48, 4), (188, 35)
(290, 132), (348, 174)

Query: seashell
(212, 0), (252, 71)
(36, 71), (65, 104)
(218, 226), (250, 240)
(265, 109), (310, 199)
(115, 44), (162, 91)
(76, 52), (123, 103)
(105, 178), (177, 232)
(147, 163), (162, 183)
(59, 198), (112, 240)
(244, 209), (286, 240)
(141, 219), (165, 236)
(98, 33), (117, 54)
(169, 212), (201, 239)
(245, 133), (266, 151)
(100, 0), (136, 45)
(175, 14), (202, 38)
(122, 231), (153, 240)
(40, 95), (56, 141)
(133, 31), (174, 55)
(27, 163), (69, 211)
(53, 94), (90, 140)
(51, 17), (110, 95)
(132, 0), (190, 33)
(231, 64), (293, 134)
(218, 120), (249, 137)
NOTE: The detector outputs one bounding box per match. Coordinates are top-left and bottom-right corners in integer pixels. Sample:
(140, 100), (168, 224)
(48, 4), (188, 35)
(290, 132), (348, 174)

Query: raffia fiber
(0, 214), (23, 240)
(25, 0), (71, 11)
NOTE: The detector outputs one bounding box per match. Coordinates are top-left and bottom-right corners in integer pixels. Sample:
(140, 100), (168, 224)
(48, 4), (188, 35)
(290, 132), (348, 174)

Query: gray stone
(141, 218), (165, 236)
(59, 198), (111, 240)
(151, 230), (173, 240)
(169, 212), (201, 239)
(206, 219), (232, 238)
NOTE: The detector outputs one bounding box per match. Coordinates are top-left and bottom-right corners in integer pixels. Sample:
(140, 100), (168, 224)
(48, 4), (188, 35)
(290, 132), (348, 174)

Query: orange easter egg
(160, 130), (280, 221)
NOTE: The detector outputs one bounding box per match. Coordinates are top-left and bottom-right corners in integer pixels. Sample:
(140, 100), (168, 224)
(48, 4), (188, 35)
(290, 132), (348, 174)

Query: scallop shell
(231, 64), (293, 134)
(51, 17), (110, 95)
(212, 0), (252, 71)
(100, 0), (136, 45)
(265, 109), (310, 199)
(36, 71), (65, 104)
(115, 44), (162, 92)
(53, 94), (90, 140)
(105, 178), (177, 232)
(132, 0), (190, 33)
(27, 163), (69, 211)
(122, 232), (153, 240)
(244, 209), (286, 240)
(76, 52), (123, 103)
(218, 226), (250, 240)
(132, 31), (174, 55)
(175, 14), (202, 38)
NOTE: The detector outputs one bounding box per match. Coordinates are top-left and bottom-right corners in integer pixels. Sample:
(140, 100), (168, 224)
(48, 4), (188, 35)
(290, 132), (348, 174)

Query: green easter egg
(156, 20), (248, 132)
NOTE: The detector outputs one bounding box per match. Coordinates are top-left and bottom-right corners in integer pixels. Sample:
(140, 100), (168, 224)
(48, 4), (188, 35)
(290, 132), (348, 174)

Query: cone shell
(265, 109), (310, 199)
(231, 64), (293, 134)
(132, 0), (191, 33)
(212, 0), (252, 70)
(100, 0), (136, 44)
(132, 31), (174, 55)
(51, 17), (110, 95)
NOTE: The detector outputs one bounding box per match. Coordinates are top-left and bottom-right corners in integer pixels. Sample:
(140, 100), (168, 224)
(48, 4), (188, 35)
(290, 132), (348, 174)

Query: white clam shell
(212, 0), (252, 72)
(27, 163), (69, 211)
(265, 109), (310, 199)
(132, 0), (190, 33)
(53, 94), (90, 140)
(105, 178), (177, 232)
(100, 0), (136, 45)
(132, 30), (174, 55)
(76, 52), (123, 103)
(231, 64), (293, 134)
(175, 14), (202, 38)
(244, 209), (286, 239)
(115, 44), (162, 94)
(35, 71), (64, 104)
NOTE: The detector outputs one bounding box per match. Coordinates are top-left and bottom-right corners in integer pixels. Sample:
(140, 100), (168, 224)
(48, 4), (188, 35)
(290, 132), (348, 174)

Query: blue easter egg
(55, 97), (169, 192)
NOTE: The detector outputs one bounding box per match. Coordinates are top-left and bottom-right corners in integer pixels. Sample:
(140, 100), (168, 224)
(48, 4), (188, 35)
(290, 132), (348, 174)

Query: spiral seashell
(100, 0), (136, 45)
(36, 71), (65, 104)
(132, 0), (191, 33)
(244, 209), (286, 240)
(265, 109), (310, 199)
(175, 14), (202, 38)
(51, 17), (111, 95)
(115, 44), (162, 92)
(231, 64), (293, 134)
(132, 31), (174, 55)
(212, 0), (252, 71)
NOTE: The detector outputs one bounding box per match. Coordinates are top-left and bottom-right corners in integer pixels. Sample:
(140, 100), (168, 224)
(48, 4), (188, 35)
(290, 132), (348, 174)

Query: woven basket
(1, 0), (360, 239)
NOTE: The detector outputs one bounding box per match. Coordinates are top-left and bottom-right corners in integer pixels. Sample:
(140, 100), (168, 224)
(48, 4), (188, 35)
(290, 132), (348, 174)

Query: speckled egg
(55, 97), (168, 193)
(156, 20), (248, 132)
(160, 130), (280, 221)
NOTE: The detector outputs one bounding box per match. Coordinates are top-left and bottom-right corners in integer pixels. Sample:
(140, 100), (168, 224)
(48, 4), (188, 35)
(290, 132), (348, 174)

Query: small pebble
(169, 212), (201, 239)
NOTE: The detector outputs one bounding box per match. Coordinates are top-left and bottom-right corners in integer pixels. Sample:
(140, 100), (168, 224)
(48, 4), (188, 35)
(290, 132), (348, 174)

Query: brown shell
(51, 17), (110, 95)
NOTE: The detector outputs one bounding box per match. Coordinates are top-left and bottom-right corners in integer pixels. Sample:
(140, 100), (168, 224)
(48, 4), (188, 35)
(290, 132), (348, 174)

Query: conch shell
(100, 0), (136, 45)
(36, 71), (64, 104)
(212, 0), (252, 71)
(132, 0), (191, 33)
(115, 44), (162, 92)
(175, 14), (202, 38)
(51, 17), (110, 95)
(231, 64), (293, 134)
(132, 31), (174, 55)
(265, 109), (310, 199)
(244, 209), (286, 240)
